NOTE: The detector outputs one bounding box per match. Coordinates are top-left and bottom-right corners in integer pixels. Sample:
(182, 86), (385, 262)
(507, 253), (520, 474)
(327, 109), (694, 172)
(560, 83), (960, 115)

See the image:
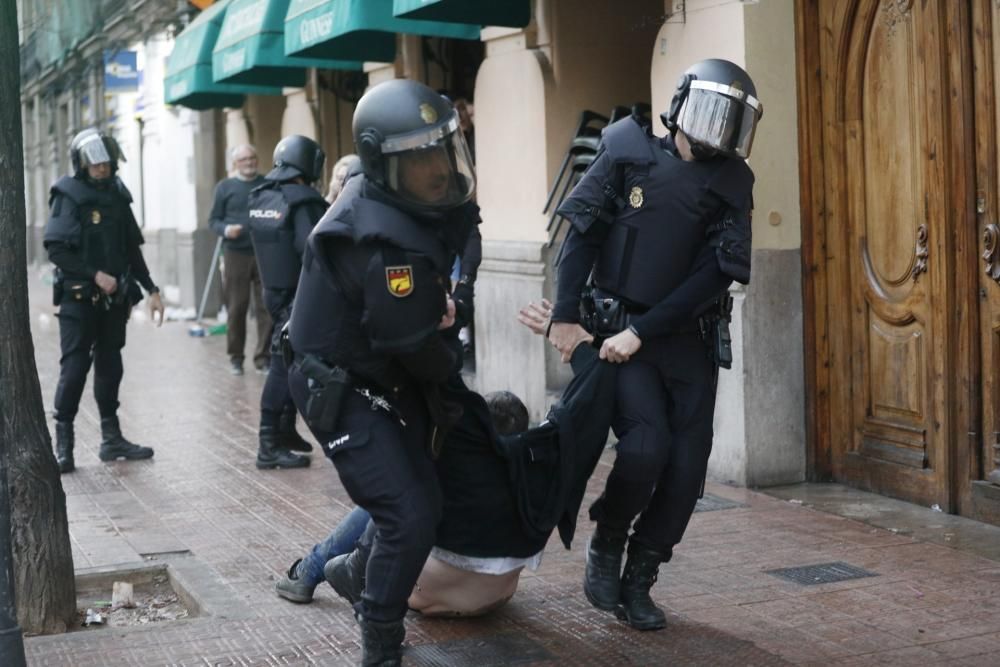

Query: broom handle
(196, 236), (224, 324)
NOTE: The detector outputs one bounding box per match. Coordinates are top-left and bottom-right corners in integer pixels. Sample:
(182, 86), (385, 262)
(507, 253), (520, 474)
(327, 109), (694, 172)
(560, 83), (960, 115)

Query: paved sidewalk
(21, 274), (1000, 666)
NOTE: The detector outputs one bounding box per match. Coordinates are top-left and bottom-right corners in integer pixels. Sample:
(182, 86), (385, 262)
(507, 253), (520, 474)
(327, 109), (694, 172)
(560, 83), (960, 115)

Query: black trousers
(53, 300), (129, 423)
(259, 308), (293, 426)
(289, 369), (441, 622)
(590, 332), (718, 555)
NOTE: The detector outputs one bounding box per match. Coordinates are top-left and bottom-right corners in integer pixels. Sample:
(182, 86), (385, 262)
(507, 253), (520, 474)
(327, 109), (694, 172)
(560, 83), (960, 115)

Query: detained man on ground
(275, 300), (617, 618)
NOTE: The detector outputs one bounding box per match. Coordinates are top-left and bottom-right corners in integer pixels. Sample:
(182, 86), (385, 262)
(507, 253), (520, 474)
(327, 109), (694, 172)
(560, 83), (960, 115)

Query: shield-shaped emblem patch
(628, 186), (644, 209)
(386, 265), (414, 298)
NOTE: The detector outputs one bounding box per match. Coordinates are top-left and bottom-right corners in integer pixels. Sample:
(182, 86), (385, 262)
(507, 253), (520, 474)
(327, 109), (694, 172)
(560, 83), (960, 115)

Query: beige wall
(650, 0), (746, 120)
(744, 0), (801, 250)
(224, 95), (288, 177)
(475, 28), (551, 243)
(224, 109), (252, 175)
(250, 95), (288, 165)
(281, 91), (318, 140)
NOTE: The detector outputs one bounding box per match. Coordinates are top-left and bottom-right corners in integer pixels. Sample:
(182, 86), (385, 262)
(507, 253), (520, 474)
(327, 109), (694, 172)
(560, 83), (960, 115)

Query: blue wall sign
(104, 50), (139, 93)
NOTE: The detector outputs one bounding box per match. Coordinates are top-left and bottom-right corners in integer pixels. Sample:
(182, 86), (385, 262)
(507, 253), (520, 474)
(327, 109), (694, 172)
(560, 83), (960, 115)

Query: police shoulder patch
(386, 265), (414, 298)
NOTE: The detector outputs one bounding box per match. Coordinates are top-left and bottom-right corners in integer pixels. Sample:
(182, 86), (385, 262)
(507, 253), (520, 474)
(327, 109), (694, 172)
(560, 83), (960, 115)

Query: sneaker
(230, 360), (244, 376)
(275, 558), (316, 603)
(254, 358), (270, 373)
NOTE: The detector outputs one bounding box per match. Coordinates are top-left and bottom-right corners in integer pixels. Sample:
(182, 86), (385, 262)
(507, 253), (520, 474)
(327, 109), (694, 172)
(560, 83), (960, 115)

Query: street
(19, 272), (1000, 666)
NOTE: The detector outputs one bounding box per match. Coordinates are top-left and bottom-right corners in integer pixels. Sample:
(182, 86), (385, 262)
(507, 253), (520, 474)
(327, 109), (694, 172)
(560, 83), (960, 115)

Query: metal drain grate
(407, 633), (553, 666)
(765, 561), (878, 586)
(693, 493), (748, 512)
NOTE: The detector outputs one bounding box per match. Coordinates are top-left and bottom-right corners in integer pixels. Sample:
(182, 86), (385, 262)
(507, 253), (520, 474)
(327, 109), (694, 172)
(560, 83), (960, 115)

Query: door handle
(983, 223), (1000, 283)
(912, 224), (929, 280)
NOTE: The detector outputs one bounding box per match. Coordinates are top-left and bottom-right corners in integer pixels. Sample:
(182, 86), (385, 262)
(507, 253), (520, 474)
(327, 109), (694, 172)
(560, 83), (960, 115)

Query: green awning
(285, 0), (479, 63)
(164, 0), (280, 110)
(213, 0), (363, 88)
(393, 0), (530, 29)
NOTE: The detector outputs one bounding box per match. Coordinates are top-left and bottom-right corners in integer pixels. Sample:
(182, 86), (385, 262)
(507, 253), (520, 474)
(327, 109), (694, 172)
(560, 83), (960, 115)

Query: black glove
(452, 281), (475, 329)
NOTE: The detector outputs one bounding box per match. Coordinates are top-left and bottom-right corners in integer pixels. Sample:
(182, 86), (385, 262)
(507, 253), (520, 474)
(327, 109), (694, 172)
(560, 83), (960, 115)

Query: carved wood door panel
(819, 0), (954, 506)
(967, 0), (1000, 520)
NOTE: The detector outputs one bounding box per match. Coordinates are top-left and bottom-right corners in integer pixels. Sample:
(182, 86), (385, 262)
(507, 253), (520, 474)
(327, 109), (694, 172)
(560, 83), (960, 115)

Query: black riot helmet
(69, 127), (125, 178)
(353, 79), (475, 215)
(267, 134), (326, 183)
(662, 59), (763, 159)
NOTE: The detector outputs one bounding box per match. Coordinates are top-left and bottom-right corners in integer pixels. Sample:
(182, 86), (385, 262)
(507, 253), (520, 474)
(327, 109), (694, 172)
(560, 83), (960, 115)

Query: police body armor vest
(247, 182), (325, 291)
(289, 177), (454, 387)
(580, 117), (753, 309)
(45, 176), (133, 278)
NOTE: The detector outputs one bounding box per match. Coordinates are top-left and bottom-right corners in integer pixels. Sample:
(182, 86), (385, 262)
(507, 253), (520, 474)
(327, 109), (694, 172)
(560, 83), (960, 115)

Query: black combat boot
(616, 544), (669, 631)
(277, 407), (313, 453)
(256, 425), (310, 469)
(358, 616), (405, 667)
(99, 416), (154, 461)
(583, 524), (628, 611)
(55, 420), (75, 474)
(324, 546), (368, 605)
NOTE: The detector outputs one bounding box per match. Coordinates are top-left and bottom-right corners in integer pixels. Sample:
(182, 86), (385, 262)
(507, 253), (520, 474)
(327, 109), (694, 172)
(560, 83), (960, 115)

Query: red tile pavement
(17, 277), (1000, 665)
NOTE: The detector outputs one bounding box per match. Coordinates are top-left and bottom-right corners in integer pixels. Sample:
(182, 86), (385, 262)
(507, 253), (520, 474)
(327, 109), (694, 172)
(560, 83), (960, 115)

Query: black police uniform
(287, 174), (474, 622)
(247, 179), (328, 428)
(45, 175), (157, 425)
(553, 115), (754, 556)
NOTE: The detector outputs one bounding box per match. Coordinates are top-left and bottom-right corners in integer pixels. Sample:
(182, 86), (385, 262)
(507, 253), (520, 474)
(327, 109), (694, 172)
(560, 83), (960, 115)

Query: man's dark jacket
(435, 345), (617, 558)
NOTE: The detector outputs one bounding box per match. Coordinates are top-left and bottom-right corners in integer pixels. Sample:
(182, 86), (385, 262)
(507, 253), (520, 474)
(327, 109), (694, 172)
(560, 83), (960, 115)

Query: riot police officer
(44, 127), (164, 473)
(246, 135), (328, 470)
(285, 79), (479, 665)
(548, 59), (763, 630)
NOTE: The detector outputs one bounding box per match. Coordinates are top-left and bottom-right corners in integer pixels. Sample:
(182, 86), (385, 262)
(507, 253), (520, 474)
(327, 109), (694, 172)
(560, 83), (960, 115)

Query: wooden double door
(800, 0), (1000, 522)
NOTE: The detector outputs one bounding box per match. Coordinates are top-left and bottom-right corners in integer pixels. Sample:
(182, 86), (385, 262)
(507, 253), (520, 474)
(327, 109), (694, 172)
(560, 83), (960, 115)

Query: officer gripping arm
(451, 218), (481, 330)
(548, 148), (614, 360)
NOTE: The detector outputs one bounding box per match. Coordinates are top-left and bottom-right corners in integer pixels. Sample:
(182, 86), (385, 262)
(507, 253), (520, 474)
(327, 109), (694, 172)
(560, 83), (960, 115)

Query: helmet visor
(383, 117), (476, 211)
(77, 133), (113, 167)
(678, 82), (762, 159)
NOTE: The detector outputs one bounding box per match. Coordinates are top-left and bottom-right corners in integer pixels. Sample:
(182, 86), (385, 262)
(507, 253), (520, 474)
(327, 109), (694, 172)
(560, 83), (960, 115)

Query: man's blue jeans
(296, 506), (371, 587)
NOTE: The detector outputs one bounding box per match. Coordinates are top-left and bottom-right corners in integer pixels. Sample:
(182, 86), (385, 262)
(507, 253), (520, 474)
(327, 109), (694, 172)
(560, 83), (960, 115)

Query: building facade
(19, 0), (1000, 524)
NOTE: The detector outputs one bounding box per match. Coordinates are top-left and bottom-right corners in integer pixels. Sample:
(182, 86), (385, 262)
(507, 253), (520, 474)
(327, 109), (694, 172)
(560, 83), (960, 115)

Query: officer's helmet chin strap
(669, 130), (716, 162)
(689, 141), (718, 161)
(83, 173), (114, 188)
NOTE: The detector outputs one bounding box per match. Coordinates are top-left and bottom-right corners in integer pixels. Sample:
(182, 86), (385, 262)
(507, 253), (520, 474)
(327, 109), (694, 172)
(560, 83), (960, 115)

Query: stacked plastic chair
(545, 103), (651, 247)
